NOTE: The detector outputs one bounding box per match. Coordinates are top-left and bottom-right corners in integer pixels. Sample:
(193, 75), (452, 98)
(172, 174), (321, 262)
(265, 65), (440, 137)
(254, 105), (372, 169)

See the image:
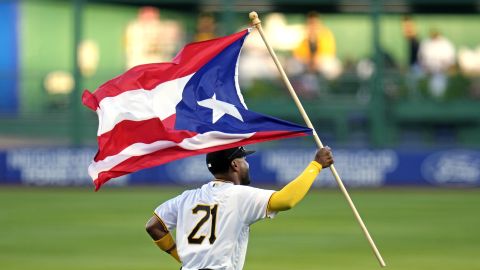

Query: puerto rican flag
(82, 29), (312, 190)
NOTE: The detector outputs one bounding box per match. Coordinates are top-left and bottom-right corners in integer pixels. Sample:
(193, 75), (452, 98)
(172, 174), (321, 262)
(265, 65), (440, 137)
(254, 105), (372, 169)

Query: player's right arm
(147, 195), (183, 263)
(146, 215), (181, 263)
(267, 147), (333, 212)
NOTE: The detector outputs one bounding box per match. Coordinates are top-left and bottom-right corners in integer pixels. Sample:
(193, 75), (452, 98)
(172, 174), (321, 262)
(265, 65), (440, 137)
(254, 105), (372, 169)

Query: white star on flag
(197, 94), (244, 124)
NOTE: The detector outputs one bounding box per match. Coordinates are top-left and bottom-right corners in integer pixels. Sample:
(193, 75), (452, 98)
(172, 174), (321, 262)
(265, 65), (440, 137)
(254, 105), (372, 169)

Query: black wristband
(166, 243), (177, 254)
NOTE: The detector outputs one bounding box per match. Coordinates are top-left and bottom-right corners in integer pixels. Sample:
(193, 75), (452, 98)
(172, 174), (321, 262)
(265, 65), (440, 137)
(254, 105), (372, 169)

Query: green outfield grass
(0, 187), (479, 270)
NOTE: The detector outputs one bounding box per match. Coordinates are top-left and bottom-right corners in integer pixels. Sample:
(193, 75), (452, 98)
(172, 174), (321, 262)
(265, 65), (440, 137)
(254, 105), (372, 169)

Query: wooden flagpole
(249, 11), (386, 267)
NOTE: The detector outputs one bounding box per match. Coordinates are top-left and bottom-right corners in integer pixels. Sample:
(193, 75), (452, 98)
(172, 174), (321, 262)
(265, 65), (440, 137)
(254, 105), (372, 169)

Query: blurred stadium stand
(1, 0), (480, 148)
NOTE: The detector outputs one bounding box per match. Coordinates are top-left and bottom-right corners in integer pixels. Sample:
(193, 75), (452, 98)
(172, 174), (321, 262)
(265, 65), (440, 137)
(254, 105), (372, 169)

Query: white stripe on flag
(88, 140), (176, 180)
(88, 131), (255, 180)
(96, 74), (194, 136)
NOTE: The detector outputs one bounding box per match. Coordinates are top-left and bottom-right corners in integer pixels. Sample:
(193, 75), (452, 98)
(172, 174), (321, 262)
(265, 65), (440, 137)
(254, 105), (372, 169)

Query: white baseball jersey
(154, 181), (277, 270)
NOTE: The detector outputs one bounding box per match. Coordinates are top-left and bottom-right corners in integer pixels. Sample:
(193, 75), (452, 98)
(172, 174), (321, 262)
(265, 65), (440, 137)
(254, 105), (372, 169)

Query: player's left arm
(267, 147), (333, 212)
(146, 215), (181, 263)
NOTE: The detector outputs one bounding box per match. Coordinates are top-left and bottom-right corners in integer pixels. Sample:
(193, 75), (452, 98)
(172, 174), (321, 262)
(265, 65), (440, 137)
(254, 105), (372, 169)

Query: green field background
(1, 187), (479, 270)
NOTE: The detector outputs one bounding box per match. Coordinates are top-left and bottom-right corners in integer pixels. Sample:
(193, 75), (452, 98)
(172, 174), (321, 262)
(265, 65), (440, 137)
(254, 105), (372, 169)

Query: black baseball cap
(206, 146), (255, 174)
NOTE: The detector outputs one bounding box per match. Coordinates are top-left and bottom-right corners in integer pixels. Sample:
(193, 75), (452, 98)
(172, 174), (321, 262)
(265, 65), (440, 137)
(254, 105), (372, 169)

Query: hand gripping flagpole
(249, 12), (386, 267)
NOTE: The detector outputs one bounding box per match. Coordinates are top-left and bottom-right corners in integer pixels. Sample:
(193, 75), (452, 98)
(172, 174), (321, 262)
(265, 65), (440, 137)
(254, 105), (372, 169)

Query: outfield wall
(0, 147), (479, 188)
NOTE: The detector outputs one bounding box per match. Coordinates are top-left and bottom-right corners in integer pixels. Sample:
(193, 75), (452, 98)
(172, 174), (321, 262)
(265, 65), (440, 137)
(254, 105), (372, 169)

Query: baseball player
(146, 146), (334, 270)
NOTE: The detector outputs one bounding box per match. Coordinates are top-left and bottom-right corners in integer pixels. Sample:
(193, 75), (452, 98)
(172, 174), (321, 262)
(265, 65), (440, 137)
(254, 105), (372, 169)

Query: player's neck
(213, 172), (240, 185)
(213, 178), (234, 184)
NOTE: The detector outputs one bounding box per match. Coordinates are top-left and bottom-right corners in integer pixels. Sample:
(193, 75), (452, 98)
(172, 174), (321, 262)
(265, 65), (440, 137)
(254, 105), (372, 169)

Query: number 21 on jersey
(188, 204), (218, 245)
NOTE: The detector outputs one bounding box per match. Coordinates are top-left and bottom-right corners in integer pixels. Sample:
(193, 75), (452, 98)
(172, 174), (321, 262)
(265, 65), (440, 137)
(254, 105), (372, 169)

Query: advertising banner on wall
(1, 147), (479, 188)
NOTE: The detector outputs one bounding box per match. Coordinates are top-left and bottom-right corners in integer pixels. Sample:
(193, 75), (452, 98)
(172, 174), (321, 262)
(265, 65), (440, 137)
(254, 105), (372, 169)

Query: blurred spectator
(125, 7), (183, 69)
(194, 13), (217, 42)
(293, 11), (341, 81)
(238, 29), (277, 91)
(458, 46), (480, 99)
(402, 16), (422, 98)
(402, 16), (421, 70)
(458, 46), (480, 76)
(264, 13), (304, 51)
(78, 40), (99, 78)
(418, 29), (455, 99)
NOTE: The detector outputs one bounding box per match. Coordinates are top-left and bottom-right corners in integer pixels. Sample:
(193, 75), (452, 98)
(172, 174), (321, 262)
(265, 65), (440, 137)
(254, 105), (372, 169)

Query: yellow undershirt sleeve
(268, 161), (322, 212)
(154, 233), (181, 263)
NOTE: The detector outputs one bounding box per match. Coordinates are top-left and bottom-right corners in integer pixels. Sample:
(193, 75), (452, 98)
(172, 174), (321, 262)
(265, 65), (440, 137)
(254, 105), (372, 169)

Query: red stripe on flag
(82, 89), (98, 111)
(93, 130), (308, 190)
(94, 117), (197, 162)
(162, 114), (176, 129)
(83, 29), (249, 109)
